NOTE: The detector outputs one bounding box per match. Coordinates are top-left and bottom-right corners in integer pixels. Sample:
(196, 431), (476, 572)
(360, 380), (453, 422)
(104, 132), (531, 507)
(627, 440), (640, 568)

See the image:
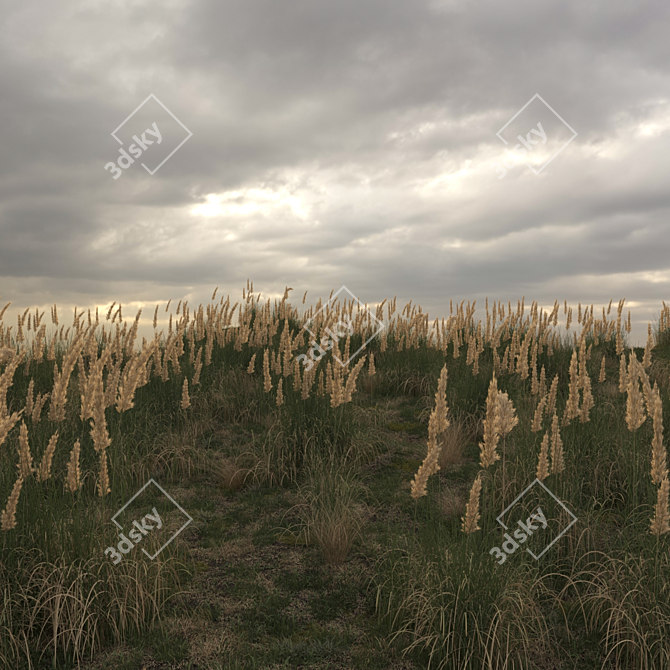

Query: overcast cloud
(1, 0), (669, 344)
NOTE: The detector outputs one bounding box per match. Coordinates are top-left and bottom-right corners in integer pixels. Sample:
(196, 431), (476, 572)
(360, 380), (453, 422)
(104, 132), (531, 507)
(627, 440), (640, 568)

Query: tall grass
(1, 290), (668, 668)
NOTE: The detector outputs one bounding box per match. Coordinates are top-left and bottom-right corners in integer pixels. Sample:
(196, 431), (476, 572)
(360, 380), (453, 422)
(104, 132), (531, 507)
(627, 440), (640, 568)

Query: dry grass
(438, 488), (466, 519)
(0, 552), (182, 668)
(206, 453), (252, 492)
(141, 422), (214, 483)
(602, 380), (619, 398)
(279, 453), (369, 566)
(437, 415), (474, 470)
(649, 358), (670, 395)
(3, 289), (670, 668)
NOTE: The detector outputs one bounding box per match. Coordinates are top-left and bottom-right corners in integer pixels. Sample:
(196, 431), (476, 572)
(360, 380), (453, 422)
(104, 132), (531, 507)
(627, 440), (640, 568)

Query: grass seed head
(276, 378), (284, 408)
(18, 421), (34, 479)
(550, 413), (565, 475)
(461, 473), (483, 534)
(247, 353), (257, 374)
(650, 477), (670, 537)
(37, 431), (59, 482)
(531, 394), (547, 433)
(536, 433), (550, 481)
(180, 378), (191, 410)
(650, 388), (668, 485)
(479, 374), (501, 469)
(626, 355), (646, 431)
(496, 392), (518, 437)
(1, 474), (24, 531)
(66, 440), (82, 493)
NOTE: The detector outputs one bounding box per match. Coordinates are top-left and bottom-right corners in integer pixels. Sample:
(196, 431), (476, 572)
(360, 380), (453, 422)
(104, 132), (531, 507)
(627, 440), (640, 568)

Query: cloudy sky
(1, 0), (669, 345)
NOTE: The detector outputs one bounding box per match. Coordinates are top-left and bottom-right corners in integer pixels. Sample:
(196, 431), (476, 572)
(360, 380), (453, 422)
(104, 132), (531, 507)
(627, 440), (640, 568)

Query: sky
(1, 0), (670, 346)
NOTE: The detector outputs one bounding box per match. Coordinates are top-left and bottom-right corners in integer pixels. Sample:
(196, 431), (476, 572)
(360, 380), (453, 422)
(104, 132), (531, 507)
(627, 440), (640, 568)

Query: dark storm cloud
(0, 0), (669, 344)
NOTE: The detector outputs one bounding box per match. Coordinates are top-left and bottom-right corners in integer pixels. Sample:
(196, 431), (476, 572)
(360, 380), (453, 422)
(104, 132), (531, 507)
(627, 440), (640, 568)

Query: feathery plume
(263, 349), (272, 392)
(17, 421), (34, 479)
(579, 365), (594, 423)
(461, 473), (483, 534)
(410, 365), (450, 499)
(37, 431), (59, 482)
(479, 374), (501, 469)
(650, 477), (670, 537)
(342, 356), (367, 403)
(97, 449), (111, 497)
(410, 441), (441, 500)
(180, 378), (191, 409)
(1, 474), (24, 531)
(0, 409), (23, 454)
(191, 346), (203, 387)
(247, 353), (257, 374)
(531, 394), (547, 432)
(429, 365), (450, 436)
(0, 349), (25, 414)
(598, 355), (606, 383)
(538, 365), (547, 400)
(276, 378), (284, 408)
(619, 353), (628, 393)
(550, 413), (565, 475)
(650, 387), (667, 485)
(643, 323), (654, 369)
(301, 362), (313, 400)
(66, 440), (82, 493)
(536, 433), (550, 481)
(293, 358), (302, 392)
(25, 379), (34, 418)
(625, 355), (646, 432)
(546, 374), (559, 419)
(496, 391), (518, 437)
(563, 350), (580, 426)
(32, 391), (49, 425)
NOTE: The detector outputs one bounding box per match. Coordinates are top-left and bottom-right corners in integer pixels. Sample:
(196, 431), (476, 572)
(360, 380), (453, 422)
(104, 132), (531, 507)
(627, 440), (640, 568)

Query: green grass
(1, 298), (670, 669)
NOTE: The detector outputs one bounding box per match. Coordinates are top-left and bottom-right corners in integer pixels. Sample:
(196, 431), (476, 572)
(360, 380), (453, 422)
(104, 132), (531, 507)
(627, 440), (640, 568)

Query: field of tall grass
(1, 284), (669, 669)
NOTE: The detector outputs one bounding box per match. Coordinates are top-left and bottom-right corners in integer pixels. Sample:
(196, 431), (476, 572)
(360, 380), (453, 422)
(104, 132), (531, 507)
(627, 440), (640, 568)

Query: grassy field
(1, 287), (669, 669)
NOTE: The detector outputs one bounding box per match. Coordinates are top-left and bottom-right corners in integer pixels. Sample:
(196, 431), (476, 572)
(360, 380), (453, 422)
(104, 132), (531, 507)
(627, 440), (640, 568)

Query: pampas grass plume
(66, 440), (82, 493)
(263, 349), (272, 392)
(461, 473), (483, 534)
(650, 477), (670, 537)
(276, 378), (284, 408)
(599, 355), (606, 383)
(37, 431), (59, 482)
(247, 353), (257, 374)
(550, 413), (565, 475)
(18, 421), (34, 479)
(536, 433), (550, 481)
(180, 378), (191, 410)
(479, 374), (501, 469)
(626, 355), (646, 431)
(1, 474), (24, 531)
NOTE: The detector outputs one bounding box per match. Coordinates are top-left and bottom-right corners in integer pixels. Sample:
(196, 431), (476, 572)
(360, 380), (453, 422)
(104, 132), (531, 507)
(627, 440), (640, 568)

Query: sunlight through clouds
(190, 187), (311, 220)
(0, 0), (668, 347)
